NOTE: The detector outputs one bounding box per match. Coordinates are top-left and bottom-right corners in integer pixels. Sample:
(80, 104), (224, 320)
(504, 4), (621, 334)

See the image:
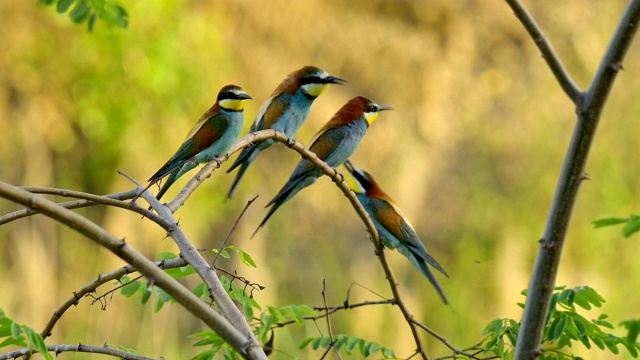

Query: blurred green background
(1, 1), (639, 359)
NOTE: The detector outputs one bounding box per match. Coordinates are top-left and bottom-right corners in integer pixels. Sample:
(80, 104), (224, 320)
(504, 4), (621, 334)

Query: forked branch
(507, 1), (640, 358)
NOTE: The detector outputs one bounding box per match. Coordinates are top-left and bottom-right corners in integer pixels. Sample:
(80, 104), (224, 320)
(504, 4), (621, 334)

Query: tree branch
(504, 0), (583, 104)
(140, 190), (264, 350)
(0, 189), (150, 226)
(512, 1), (640, 358)
(0, 343), (157, 360)
(41, 257), (189, 339)
(0, 182), (266, 359)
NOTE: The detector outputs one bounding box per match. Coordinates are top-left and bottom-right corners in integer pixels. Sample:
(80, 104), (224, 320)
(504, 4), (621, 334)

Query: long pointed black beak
(237, 93), (253, 100)
(326, 75), (347, 85)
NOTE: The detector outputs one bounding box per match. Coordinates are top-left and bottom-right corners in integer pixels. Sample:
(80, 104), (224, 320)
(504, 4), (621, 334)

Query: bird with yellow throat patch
(344, 160), (449, 304)
(145, 85), (252, 203)
(226, 66), (345, 200)
(254, 96), (392, 235)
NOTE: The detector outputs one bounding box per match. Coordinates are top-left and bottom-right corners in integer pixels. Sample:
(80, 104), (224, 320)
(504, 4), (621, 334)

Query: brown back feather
(316, 96), (369, 134)
(270, 66), (319, 96)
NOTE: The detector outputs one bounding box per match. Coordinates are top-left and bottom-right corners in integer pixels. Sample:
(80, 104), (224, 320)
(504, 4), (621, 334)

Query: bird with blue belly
(344, 160), (450, 304)
(254, 96), (392, 236)
(226, 66), (346, 200)
(145, 84), (252, 203)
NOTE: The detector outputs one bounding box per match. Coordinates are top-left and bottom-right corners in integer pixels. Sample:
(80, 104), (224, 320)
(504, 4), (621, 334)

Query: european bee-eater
(344, 161), (450, 304)
(225, 66), (346, 200)
(146, 85), (252, 202)
(254, 96), (392, 235)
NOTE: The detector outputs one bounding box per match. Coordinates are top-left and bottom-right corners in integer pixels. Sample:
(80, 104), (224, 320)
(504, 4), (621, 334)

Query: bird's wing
(368, 198), (448, 277)
(285, 126), (347, 183)
(252, 93), (292, 131)
(174, 114), (231, 161)
(148, 114), (231, 182)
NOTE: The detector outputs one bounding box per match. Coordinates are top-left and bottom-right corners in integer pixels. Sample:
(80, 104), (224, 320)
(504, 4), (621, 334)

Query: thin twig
(272, 299), (394, 329)
(212, 195), (259, 268)
(411, 320), (494, 359)
(0, 343), (158, 360)
(504, 0), (583, 104)
(319, 279), (342, 360)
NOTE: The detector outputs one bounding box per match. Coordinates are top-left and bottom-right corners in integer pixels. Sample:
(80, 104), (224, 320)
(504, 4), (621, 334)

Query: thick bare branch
(513, 1), (640, 358)
(0, 182), (266, 359)
(141, 190), (264, 350)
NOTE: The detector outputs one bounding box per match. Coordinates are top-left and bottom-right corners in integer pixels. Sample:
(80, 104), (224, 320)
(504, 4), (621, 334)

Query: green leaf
(333, 335), (347, 350)
(299, 337), (314, 349)
(621, 320), (640, 343)
(154, 296), (165, 312)
(239, 250), (257, 268)
(368, 342), (381, 356)
(56, 0), (75, 13)
(346, 336), (360, 353)
(580, 287), (604, 307)
(191, 349), (216, 360)
(87, 12), (97, 31)
(602, 335), (619, 354)
(591, 335), (605, 350)
(213, 248), (230, 259)
(482, 318), (504, 335)
(592, 217), (627, 228)
(23, 326), (53, 360)
(297, 304), (316, 316)
(121, 280), (141, 297)
(141, 286), (152, 304)
(311, 336), (323, 350)
(622, 215), (640, 237)
(620, 337), (639, 358)
(69, 2), (91, 23)
(158, 252), (178, 260)
(192, 282), (208, 298)
(382, 347), (396, 357)
(10, 321), (20, 339)
(242, 300), (253, 320)
(268, 306), (285, 323)
(362, 340), (372, 357)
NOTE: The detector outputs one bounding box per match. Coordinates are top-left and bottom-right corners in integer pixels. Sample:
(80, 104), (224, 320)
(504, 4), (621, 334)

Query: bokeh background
(1, 1), (639, 359)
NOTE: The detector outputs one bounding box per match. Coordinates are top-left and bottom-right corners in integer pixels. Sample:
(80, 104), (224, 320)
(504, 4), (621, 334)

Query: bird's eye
(366, 104), (378, 113)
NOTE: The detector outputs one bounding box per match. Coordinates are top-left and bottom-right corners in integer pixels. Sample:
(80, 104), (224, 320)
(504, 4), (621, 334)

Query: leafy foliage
(594, 214), (640, 238)
(0, 309), (53, 360)
(482, 286), (640, 359)
(39, 0), (128, 31)
(300, 334), (397, 359)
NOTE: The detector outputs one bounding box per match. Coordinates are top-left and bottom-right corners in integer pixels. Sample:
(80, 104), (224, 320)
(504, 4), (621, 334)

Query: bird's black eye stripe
(352, 171), (371, 190)
(366, 104), (379, 113)
(219, 91), (243, 100)
(299, 76), (324, 85)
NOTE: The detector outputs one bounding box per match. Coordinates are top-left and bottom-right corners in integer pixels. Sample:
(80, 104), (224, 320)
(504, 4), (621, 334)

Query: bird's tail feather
(155, 167), (180, 202)
(226, 147), (259, 200)
(227, 143), (258, 173)
(410, 253), (449, 305)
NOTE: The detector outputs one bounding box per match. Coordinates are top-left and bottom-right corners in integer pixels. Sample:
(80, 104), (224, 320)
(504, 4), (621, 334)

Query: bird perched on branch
(254, 96), (392, 236)
(226, 66), (346, 200)
(344, 161), (450, 304)
(144, 85), (252, 202)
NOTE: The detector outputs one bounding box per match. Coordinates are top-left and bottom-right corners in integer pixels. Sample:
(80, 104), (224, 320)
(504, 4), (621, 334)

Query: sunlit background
(1, 1), (639, 359)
